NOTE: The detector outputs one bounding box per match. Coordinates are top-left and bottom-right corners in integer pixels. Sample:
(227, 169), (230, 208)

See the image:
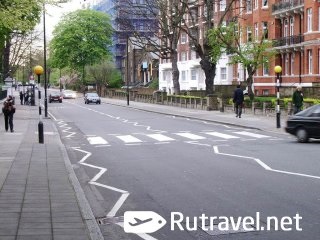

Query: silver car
(84, 92), (101, 104)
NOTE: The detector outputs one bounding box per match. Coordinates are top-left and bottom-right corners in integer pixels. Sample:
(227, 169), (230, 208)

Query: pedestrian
(24, 91), (29, 105)
(2, 96), (16, 132)
(233, 84), (244, 118)
(292, 85), (303, 114)
(19, 91), (24, 105)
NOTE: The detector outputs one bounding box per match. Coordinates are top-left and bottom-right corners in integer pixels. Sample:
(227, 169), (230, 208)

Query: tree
(49, 9), (113, 86)
(208, 22), (276, 99)
(0, 0), (42, 80)
(86, 61), (122, 95)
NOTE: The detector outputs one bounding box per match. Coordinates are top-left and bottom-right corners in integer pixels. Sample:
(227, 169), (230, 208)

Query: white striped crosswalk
(85, 131), (277, 146)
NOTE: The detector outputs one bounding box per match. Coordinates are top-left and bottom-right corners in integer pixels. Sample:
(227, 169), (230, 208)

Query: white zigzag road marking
(72, 147), (130, 218)
(213, 146), (320, 180)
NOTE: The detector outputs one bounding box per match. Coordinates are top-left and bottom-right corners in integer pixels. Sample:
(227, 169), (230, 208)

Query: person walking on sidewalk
(2, 96), (16, 132)
(233, 85), (244, 118)
(19, 91), (24, 105)
(292, 85), (303, 114)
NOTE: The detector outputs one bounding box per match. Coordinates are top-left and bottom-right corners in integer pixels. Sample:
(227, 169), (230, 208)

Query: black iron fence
(272, 35), (304, 47)
(272, 0), (304, 13)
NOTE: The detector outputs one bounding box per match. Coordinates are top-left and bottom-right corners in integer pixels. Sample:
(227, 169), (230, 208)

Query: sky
(35, 0), (83, 41)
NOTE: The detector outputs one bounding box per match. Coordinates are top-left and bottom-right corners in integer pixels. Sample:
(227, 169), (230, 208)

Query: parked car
(62, 90), (76, 99)
(49, 92), (63, 103)
(285, 104), (320, 142)
(84, 92), (101, 104)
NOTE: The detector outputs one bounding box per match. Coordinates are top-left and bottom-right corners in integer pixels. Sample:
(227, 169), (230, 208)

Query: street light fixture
(34, 65), (44, 143)
(274, 65), (282, 128)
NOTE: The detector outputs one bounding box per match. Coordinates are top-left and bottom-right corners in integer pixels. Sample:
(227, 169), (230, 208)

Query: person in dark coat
(19, 91), (24, 105)
(2, 96), (16, 132)
(292, 85), (303, 114)
(233, 85), (244, 118)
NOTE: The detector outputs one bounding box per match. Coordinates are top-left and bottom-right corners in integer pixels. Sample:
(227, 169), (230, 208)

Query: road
(48, 95), (320, 240)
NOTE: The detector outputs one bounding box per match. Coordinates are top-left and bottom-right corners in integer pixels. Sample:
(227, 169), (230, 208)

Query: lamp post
(274, 65), (282, 128)
(126, 35), (130, 106)
(42, 2), (49, 118)
(34, 65), (44, 143)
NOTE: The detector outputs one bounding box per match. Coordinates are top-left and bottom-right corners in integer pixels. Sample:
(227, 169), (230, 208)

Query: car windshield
(87, 93), (98, 97)
(295, 104), (320, 117)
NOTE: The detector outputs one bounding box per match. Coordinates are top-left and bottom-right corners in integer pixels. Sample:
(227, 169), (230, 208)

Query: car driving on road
(49, 92), (63, 103)
(285, 104), (320, 142)
(84, 92), (101, 104)
(62, 90), (77, 99)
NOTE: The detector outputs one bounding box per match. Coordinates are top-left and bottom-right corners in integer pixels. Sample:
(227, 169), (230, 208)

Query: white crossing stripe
(205, 132), (240, 139)
(147, 134), (175, 142)
(87, 137), (108, 145)
(175, 133), (206, 140)
(233, 131), (269, 138)
(116, 135), (143, 143)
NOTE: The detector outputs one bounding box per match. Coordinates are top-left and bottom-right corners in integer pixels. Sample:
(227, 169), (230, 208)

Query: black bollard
(38, 121), (44, 144)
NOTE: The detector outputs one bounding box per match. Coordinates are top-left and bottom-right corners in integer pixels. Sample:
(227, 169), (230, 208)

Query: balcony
(272, 35), (304, 51)
(272, 0), (304, 17)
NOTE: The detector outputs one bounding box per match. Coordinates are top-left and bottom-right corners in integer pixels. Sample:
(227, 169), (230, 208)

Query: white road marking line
(117, 135), (143, 143)
(94, 145), (111, 148)
(185, 141), (211, 147)
(154, 142), (170, 144)
(213, 146), (320, 180)
(147, 134), (175, 142)
(72, 148), (130, 218)
(233, 131), (270, 138)
(125, 143), (142, 146)
(87, 137), (108, 145)
(205, 132), (240, 139)
(175, 132), (206, 140)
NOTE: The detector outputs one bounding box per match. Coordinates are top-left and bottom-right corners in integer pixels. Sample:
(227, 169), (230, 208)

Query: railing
(272, 34), (304, 47)
(272, 0), (304, 13)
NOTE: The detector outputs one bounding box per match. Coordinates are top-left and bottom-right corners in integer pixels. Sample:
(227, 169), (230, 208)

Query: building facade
(159, 0), (320, 95)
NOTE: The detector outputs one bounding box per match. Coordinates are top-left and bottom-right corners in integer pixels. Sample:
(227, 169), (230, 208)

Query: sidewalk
(102, 97), (289, 134)
(0, 99), (103, 239)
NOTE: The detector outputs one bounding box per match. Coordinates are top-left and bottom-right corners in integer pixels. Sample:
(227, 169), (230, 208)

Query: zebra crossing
(85, 130), (279, 147)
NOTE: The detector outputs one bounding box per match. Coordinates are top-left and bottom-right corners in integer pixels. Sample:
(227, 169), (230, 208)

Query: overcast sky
(36, 0), (82, 41)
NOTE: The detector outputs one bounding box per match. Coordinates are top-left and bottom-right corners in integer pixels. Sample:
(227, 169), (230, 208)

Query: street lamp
(34, 65), (44, 144)
(126, 35), (130, 106)
(42, 2), (48, 118)
(274, 65), (282, 128)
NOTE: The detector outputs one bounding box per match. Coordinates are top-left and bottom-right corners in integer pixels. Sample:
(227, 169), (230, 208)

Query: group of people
(19, 90), (33, 105)
(2, 95), (16, 132)
(233, 85), (304, 118)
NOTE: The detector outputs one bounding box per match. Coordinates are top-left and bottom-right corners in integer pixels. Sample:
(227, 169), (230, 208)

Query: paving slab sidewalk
(0, 99), (103, 240)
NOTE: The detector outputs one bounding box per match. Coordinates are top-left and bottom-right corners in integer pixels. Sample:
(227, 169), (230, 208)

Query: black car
(84, 92), (101, 104)
(49, 92), (63, 103)
(285, 104), (320, 142)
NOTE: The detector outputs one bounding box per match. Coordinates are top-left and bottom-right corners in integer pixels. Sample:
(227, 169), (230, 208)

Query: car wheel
(296, 128), (308, 143)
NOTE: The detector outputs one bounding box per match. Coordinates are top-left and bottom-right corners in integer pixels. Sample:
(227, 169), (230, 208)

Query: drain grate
(96, 216), (124, 225)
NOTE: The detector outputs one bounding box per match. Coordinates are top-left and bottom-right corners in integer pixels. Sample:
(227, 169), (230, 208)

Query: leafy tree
(208, 22), (276, 99)
(0, 0), (42, 80)
(86, 61), (121, 95)
(50, 9), (113, 86)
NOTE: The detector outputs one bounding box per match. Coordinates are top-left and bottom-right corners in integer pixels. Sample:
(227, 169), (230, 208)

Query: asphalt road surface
(48, 96), (320, 240)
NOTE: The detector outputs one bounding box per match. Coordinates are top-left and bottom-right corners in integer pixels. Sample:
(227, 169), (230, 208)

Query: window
(191, 69), (197, 80)
(181, 52), (187, 61)
(307, 8), (312, 32)
(254, 23), (258, 40)
(181, 33), (187, 44)
(181, 71), (186, 81)
(262, 0), (268, 7)
(291, 53), (294, 75)
(263, 58), (269, 76)
(253, 0), (258, 10)
(220, 67), (227, 80)
(262, 22), (268, 39)
(191, 50), (197, 60)
(308, 49), (313, 74)
(284, 19), (288, 37)
(220, 0), (226, 11)
(289, 17), (294, 36)
(285, 54), (289, 75)
(319, 7), (320, 31)
(246, 0), (252, 12)
(262, 89), (269, 96)
(247, 27), (252, 42)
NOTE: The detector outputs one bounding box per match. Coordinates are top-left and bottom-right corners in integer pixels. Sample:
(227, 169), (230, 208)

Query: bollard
(38, 121), (44, 143)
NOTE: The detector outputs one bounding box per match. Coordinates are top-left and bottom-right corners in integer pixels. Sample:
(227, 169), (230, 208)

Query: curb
(52, 122), (104, 240)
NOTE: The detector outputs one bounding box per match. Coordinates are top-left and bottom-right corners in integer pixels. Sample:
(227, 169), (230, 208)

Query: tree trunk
(200, 57), (216, 95)
(171, 49), (180, 95)
(246, 74), (254, 100)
